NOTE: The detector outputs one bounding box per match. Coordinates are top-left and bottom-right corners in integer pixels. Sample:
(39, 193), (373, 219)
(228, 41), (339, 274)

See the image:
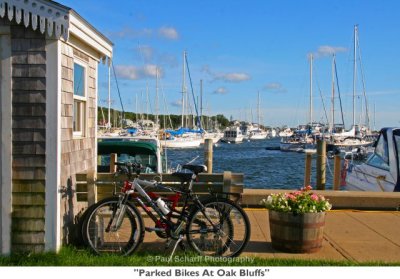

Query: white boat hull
(345, 163), (396, 192)
(202, 133), (223, 144)
(221, 136), (244, 143)
(161, 137), (202, 148)
(249, 132), (268, 140)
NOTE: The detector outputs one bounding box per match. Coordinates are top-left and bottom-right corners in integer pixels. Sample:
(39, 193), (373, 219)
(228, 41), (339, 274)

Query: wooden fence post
(333, 154), (341, 190)
(109, 153), (117, 173)
(204, 139), (213, 173)
(304, 152), (312, 187)
(316, 140), (326, 190)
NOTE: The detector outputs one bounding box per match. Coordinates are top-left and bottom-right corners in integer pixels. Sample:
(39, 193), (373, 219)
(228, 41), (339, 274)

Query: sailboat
(249, 92), (268, 140)
(280, 54), (315, 152)
(160, 51), (202, 149)
(326, 25), (374, 152)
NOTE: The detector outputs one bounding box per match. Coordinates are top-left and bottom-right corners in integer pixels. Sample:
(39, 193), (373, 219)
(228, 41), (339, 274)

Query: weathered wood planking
(59, 42), (98, 244)
(10, 23), (47, 253)
(76, 172), (244, 203)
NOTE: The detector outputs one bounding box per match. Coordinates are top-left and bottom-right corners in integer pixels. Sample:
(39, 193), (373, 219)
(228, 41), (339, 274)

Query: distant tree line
(98, 106), (230, 130)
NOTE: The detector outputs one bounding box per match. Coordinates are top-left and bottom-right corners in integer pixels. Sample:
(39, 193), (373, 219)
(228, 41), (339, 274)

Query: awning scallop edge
(0, 0), (70, 40)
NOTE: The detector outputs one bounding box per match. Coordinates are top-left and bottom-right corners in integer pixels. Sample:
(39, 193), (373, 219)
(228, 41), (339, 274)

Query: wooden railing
(76, 171), (244, 204)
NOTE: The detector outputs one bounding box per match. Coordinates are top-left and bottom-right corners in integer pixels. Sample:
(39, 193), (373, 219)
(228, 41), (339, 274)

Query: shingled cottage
(0, 0), (113, 254)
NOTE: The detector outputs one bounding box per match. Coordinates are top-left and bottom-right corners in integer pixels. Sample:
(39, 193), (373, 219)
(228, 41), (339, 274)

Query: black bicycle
(80, 162), (250, 258)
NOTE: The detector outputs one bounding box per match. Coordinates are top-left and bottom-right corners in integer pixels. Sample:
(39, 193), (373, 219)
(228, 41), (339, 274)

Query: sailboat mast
(309, 53), (313, 125)
(200, 79), (203, 128)
(155, 67), (159, 127)
(145, 82), (149, 121)
(181, 51), (186, 128)
(107, 61), (111, 129)
(352, 25), (358, 128)
(257, 91), (260, 128)
(331, 54), (336, 132)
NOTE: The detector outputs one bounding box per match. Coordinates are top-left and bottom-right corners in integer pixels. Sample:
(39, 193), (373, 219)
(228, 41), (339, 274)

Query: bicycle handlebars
(115, 161), (142, 176)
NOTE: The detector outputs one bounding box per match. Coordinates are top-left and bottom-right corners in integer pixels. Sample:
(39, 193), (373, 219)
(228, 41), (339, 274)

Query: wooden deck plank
(346, 211), (400, 247)
(324, 211), (400, 262)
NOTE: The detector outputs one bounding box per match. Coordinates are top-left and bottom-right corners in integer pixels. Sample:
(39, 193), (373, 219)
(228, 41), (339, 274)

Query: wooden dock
(142, 208), (400, 264)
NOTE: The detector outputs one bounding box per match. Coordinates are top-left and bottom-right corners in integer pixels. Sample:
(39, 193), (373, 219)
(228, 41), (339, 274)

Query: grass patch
(0, 246), (398, 266)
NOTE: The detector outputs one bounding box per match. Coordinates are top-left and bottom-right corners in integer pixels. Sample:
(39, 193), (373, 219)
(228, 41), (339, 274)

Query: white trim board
(45, 39), (62, 252)
(0, 25), (12, 255)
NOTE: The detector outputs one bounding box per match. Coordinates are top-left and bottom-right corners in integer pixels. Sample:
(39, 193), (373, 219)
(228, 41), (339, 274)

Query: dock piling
(316, 140), (326, 190)
(204, 138), (213, 173)
(304, 152), (312, 187)
(333, 154), (341, 190)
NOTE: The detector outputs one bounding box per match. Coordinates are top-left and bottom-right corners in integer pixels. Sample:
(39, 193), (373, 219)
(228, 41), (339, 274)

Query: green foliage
(260, 186), (332, 214)
(97, 107), (230, 130)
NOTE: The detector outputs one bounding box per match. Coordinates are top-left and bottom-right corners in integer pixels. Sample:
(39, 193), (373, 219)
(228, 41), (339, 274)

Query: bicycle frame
(118, 172), (223, 239)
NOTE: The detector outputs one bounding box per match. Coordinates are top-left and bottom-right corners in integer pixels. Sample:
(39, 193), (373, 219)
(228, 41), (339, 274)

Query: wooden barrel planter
(268, 210), (325, 253)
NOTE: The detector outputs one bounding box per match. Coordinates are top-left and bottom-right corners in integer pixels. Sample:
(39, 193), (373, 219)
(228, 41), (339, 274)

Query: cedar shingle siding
(60, 43), (97, 244)
(10, 23), (46, 253)
(1, 1), (111, 254)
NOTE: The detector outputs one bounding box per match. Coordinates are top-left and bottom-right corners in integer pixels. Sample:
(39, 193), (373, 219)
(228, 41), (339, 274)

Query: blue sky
(61, 0), (400, 129)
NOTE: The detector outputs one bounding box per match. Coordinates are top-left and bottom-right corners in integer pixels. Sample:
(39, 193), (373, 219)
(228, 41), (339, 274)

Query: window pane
(73, 100), (84, 133)
(73, 100), (80, 131)
(367, 154), (390, 171)
(74, 63), (85, 97)
(375, 134), (389, 164)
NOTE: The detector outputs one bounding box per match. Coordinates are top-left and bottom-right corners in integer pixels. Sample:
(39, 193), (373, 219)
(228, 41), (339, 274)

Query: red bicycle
(81, 162), (250, 258)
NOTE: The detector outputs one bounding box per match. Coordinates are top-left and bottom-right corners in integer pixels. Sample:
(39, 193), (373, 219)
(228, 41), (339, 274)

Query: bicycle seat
(182, 164), (207, 175)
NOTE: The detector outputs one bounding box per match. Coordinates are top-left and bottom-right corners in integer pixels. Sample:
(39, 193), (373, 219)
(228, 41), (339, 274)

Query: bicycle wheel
(82, 197), (145, 255)
(186, 198), (250, 257)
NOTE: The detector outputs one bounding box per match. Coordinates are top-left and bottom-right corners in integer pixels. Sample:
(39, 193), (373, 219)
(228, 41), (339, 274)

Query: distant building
(0, 0), (113, 254)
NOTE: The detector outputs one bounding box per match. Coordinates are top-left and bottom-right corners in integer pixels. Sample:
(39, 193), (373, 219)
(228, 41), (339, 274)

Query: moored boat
(344, 127), (399, 192)
(221, 126), (244, 143)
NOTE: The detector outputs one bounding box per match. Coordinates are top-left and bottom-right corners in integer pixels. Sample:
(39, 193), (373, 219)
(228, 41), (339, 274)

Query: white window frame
(73, 59), (88, 138)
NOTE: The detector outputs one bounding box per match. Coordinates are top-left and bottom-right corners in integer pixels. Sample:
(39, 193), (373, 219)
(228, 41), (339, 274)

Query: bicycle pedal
(179, 241), (186, 251)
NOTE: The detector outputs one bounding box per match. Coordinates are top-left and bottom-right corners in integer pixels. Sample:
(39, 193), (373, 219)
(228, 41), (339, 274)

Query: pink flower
(293, 191), (301, 196)
(311, 194), (319, 201)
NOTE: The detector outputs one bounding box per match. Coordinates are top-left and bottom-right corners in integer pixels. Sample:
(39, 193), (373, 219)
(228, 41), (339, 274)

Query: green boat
(97, 139), (163, 173)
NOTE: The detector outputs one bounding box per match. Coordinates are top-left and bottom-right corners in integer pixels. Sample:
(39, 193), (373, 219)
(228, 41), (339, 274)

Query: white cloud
(213, 87), (228, 95)
(114, 64), (163, 80)
(263, 82), (287, 93)
(158, 26), (179, 40)
(216, 73), (251, 82)
(170, 99), (182, 107)
(312, 45), (348, 58)
(107, 27), (152, 39)
(202, 65), (251, 83)
(107, 26), (179, 41)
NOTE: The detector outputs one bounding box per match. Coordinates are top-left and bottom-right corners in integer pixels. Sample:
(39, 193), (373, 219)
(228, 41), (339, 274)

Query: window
(367, 134), (390, 171)
(73, 62), (86, 137)
(97, 153), (157, 173)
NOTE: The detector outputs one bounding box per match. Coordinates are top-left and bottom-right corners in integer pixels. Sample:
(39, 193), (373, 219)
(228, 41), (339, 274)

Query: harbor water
(164, 137), (338, 190)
